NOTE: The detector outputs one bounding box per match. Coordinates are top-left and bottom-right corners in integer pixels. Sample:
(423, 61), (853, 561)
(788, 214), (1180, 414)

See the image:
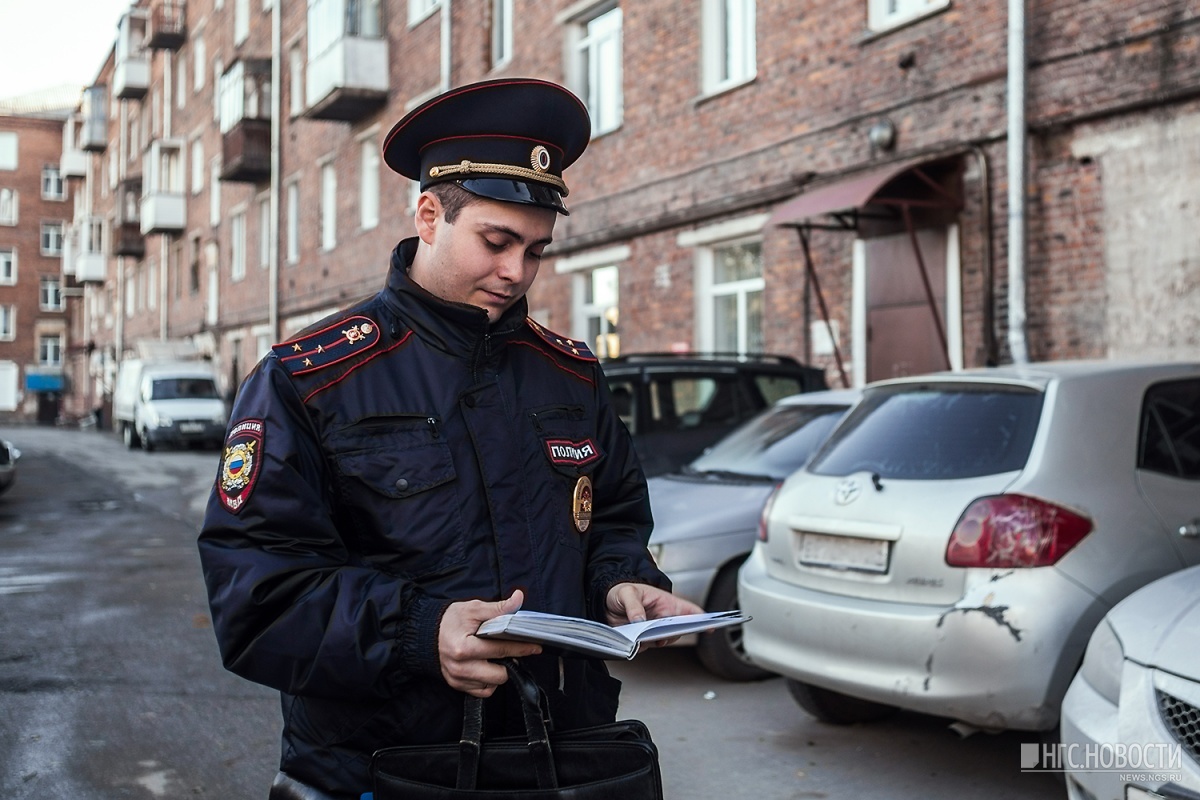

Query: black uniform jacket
(197, 239), (669, 797)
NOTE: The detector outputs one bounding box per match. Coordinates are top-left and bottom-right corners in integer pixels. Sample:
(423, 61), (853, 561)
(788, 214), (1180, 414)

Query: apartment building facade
(0, 110), (73, 422)
(57, 0), (1200, 420)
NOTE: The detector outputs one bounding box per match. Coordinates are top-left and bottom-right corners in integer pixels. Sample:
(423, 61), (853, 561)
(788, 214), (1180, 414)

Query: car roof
(776, 388), (862, 406)
(867, 359), (1200, 392)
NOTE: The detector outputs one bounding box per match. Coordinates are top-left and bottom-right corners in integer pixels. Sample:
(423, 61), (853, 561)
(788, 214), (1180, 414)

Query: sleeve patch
(272, 315), (382, 376)
(525, 318), (598, 361)
(218, 419), (265, 514)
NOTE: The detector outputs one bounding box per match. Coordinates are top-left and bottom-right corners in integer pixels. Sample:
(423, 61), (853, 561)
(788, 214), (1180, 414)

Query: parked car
(1060, 564), (1200, 800)
(0, 439), (19, 495)
(603, 353), (828, 477)
(648, 389), (860, 681)
(113, 359), (228, 451)
(739, 360), (1200, 731)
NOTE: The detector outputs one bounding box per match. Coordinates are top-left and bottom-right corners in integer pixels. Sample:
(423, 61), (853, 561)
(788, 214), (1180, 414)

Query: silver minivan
(740, 360), (1200, 731)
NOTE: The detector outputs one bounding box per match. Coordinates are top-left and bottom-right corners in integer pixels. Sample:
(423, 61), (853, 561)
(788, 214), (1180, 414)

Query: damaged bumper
(739, 545), (1106, 730)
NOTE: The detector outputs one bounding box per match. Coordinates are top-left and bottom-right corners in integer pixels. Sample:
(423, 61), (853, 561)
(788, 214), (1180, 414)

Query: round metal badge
(531, 145), (551, 173)
(572, 475), (593, 533)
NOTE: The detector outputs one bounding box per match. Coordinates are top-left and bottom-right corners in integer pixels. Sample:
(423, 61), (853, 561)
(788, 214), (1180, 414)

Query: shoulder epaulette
(272, 314), (383, 376)
(525, 318), (598, 361)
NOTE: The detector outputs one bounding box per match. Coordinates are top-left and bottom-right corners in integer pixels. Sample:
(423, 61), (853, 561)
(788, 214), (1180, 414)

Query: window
(176, 50), (188, 107)
(867, 0), (950, 33)
(1139, 379), (1200, 479)
(0, 305), (14, 340)
(286, 180), (299, 263)
(214, 57), (225, 122)
(149, 140), (184, 193)
(152, 89), (162, 136)
(191, 137), (205, 194)
(190, 236), (201, 294)
(235, 0), (251, 43)
(42, 166), (65, 200)
(147, 257), (157, 310)
(573, 5), (623, 136)
(0, 188), (16, 225)
(0, 132), (16, 170)
(39, 277), (63, 311)
(0, 249), (14, 284)
(289, 44), (304, 116)
(231, 210), (246, 280)
(703, 0), (756, 94)
(194, 36), (206, 91)
(41, 222), (64, 256)
(171, 241), (183, 298)
(39, 334), (63, 367)
(360, 139), (379, 230)
(699, 239), (764, 354)
(573, 265), (619, 358)
(258, 196), (270, 267)
(320, 162), (337, 250)
(409, 0), (441, 25)
(126, 264), (136, 314)
(210, 158), (222, 225)
(491, 0), (513, 68)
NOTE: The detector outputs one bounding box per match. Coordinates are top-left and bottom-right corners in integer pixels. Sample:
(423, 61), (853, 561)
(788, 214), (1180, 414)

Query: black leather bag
(370, 660), (663, 800)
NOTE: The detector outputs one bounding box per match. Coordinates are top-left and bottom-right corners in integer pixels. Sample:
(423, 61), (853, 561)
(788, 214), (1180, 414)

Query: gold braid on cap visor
(428, 160), (569, 196)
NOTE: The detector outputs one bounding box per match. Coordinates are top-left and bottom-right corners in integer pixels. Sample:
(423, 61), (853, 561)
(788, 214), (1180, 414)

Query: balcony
(61, 117), (88, 179)
(140, 140), (186, 235)
(147, 1), (186, 50)
(63, 218), (108, 283)
(113, 178), (144, 258)
(114, 11), (150, 100)
(80, 87), (108, 152)
(303, 0), (388, 121)
(219, 60), (272, 184)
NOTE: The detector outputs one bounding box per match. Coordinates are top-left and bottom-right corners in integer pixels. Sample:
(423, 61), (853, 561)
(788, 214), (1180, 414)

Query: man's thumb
(497, 589), (524, 616)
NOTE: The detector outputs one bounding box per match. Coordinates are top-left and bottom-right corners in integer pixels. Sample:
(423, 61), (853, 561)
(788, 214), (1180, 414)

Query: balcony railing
(80, 87), (108, 152)
(219, 59), (272, 183)
(141, 140), (186, 235)
(63, 218), (108, 283)
(147, 1), (187, 50)
(221, 119), (271, 183)
(61, 116), (88, 179)
(114, 178), (144, 258)
(114, 11), (150, 99)
(304, 0), (388, 121)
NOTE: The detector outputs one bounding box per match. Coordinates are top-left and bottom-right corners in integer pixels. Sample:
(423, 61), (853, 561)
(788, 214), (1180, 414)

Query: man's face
(413, 193), (557, 322)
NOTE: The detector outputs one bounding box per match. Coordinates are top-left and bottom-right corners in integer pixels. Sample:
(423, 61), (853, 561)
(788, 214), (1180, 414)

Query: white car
(0, 439), (19, 495)
(1060, 564), (1200, 800)
(739, 360), (1200, 731)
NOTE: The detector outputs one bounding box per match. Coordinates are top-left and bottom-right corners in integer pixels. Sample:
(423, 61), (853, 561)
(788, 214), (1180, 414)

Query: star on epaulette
(525, 318), (598, 361)
(272, 314), (382, 376)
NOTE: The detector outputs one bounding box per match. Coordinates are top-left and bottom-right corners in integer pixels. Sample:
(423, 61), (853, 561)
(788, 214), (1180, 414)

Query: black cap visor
(456, 178), (569, 215)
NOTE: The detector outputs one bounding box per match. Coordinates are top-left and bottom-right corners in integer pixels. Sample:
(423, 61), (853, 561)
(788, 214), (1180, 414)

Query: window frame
(40, 277), (63, 312)
(491, 0), (513, 69)
(0, 132), (17, 171)
(0, 188), (17, 225)
(41, 222), (65, 256)
(701, 0), (757, 96)
(566, 3), (623, 137)
(38, 333), (63, 367)
(320, 161), (337, 251)
(408, 0), (442, 26)
(695, 235), (766, 355)
(286, 179), (300, 264)
(0, 304), (15, 341)
(41, 165), (66, 201)
(866, 0), (950, 34)
(360, 137), (380, 231)
(1, 248), (15, 285)
(231, 208), (247, 281)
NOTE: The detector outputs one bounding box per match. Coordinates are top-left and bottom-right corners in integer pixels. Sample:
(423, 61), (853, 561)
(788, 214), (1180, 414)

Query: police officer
(197, 78), (701, 800)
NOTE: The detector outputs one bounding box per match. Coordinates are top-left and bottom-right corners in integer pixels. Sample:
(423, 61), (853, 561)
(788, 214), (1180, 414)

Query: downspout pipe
(268, 0), (282, 342)
(1007, 0), (1030, 363)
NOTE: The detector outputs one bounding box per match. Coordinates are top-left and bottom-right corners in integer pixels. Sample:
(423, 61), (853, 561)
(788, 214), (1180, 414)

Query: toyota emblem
(834, 478), (861, 505)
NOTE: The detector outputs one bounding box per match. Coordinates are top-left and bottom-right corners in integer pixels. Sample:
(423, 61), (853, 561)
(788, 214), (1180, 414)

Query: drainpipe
(161, 53), (172, 340)
(440, 0), (452, 92)
(1006, 0), (1030, 363)
(268, 0), (282, 341)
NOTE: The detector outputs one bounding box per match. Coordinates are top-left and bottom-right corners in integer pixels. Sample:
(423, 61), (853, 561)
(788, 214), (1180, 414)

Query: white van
(113, 360), (228, 451)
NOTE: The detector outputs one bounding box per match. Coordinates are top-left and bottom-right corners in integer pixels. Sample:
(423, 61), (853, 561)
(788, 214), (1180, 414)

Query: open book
(475, 609), (750, 660)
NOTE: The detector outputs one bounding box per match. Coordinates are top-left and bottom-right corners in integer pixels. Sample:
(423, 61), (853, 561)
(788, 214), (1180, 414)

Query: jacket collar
(382, 237), (529, 358)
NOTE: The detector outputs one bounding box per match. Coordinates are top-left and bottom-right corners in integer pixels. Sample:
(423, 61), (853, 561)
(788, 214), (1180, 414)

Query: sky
(0, 0), (134, 100)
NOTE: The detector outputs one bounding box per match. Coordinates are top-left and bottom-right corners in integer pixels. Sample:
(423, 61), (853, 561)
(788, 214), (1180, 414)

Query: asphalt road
(0, 425), (1063, 799)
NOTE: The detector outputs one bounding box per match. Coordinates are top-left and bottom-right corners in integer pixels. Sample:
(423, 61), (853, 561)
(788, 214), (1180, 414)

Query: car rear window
(808, 385), (1043, 480)
(688, 403), (850, 480)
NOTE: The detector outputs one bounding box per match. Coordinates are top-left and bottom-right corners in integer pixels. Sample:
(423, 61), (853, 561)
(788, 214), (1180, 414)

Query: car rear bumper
(1061, 664), (1200, 800)
(738, 544), (1103, 730)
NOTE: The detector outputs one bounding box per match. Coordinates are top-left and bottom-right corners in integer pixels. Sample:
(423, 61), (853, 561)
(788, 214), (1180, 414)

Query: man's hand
(604, 583), (704, 648)
(438, 589), (542, 698)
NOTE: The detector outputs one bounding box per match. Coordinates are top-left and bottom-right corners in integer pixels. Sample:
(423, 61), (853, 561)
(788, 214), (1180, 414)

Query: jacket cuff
(396, 593), (453, 683)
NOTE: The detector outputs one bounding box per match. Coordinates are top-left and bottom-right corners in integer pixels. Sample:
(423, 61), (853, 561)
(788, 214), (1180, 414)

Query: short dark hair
(427, 182), (481, 224)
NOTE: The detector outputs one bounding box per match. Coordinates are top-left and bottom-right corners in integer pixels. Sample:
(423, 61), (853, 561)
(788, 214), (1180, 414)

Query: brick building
(0, 96), (75, 423)
(55, 0), (1200, 421)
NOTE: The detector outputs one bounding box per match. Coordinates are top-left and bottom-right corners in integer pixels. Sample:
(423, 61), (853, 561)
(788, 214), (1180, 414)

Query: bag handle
(456, 659), (559, 791)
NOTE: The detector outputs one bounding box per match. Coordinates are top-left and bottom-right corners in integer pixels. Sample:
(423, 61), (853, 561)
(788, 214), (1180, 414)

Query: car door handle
(1180, 520), (1200, 538)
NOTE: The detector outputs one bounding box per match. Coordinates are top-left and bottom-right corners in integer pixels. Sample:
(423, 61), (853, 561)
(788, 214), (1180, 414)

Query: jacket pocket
(328, 419), (465, 578)
(526, 404), (605, 553)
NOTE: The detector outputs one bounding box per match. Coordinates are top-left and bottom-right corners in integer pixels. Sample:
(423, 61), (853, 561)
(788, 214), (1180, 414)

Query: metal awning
(769, 155), (964, 229)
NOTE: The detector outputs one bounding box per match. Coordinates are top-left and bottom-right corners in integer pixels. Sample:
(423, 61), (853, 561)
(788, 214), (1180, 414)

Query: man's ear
(414, 190), (442, 245)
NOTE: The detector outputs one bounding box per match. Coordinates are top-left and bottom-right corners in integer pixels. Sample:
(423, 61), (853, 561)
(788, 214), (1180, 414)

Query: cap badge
(531, 146), (551, 173)
(572, 475), (594, 533)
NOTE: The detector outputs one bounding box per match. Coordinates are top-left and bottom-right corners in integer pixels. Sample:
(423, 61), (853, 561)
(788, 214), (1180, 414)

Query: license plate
(179, 422), (204, 434)
(797, 532), (890, 573)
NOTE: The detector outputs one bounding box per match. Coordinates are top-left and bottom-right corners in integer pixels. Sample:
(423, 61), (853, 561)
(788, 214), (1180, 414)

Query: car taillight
(758, 483), (783, 542)
(945, 494), (1093, 568)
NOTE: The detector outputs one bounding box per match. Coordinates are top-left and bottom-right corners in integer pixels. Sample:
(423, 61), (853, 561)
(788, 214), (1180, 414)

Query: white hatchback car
(1060, 564), (1200, 800)
(739, 360), (1200, 731)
